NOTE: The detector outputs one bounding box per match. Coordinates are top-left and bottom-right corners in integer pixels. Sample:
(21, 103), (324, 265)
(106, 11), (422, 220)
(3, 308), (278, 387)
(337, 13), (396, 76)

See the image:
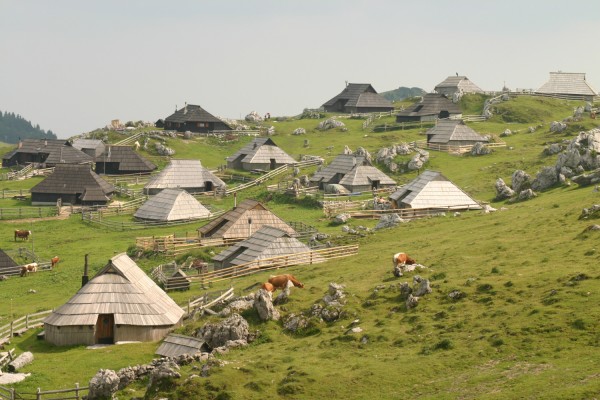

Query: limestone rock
(374, 213), (405, 230)
(550, 121), (567, 132)
(572, 170), (600, 186)
(318, 118), (345, 130)
(245, 111), (263, 122)
(406, 294), (419, 309)
(254, 289), (280, 321)
(531, 166), (559, 191)
(495, 178), (515, 200)
(194, 314), (251, 350)
(88, 369), (120, 400)
(283, 313), (310, 333)
(414, 279), (432, 296)
(292, 127), (306, 135)
(517, 188), (537, 201)
(543, 143), (562, 156)
(334, 213), (351, 224)
(148, 360), (181, 386)
(471, 142), (491, 155)
(511, 170), (531, 193)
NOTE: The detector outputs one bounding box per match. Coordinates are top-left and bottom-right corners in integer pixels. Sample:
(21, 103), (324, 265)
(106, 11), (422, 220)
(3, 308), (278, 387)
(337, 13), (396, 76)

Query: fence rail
(325, 202), (482, 219)
(82, 209), (225, 232)
(0, 207), (59, 220)
(0, 383), (87, 400)
(0, 309), (52, 346)
(414, 139), (506, 154)
(0, 189), (31, 199)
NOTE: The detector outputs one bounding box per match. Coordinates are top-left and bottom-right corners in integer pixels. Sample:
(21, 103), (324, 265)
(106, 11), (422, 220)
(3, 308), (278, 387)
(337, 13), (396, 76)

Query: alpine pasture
(1, 94), (600, 399)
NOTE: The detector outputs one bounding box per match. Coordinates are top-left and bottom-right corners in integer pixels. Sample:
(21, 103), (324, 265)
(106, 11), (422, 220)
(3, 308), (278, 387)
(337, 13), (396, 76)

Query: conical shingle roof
(144, 159), (225, 194)
(134, 188), (211, 221)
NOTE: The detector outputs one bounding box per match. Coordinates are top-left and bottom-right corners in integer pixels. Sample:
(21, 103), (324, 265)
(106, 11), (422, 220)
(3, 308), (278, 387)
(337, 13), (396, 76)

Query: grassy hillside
(1, 96), (600, 399)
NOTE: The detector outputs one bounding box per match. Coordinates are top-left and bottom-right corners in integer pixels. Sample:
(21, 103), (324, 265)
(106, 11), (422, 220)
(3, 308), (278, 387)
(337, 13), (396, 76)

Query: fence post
(37, 387), (41, 400)
(188, 299), (190, 315)
(26, 314), (29, 329)
(10, 321), (13, 337)
(75, 382), (80, 400)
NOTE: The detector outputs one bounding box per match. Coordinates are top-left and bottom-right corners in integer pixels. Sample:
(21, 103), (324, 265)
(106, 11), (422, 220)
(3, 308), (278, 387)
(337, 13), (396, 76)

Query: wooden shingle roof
(164, 104), (227, 124)
(96, 146), (156, 173)
(2, 139), (93, 165)
(310, 154), (369, 184)
(226, 138), (296, 165)
(536, 72), (597, 96)
(31, 164), (115, 195)
(338, 165), (396, 187)
(213, 226), (313, 266)
(134, 188), (211, 221)
(156, 333), (208, 357)
(44, 253), (184, 327)
(396, 93), (462, 118)
(198, 199), (296, 239)
(426, 120), (489, 144)
(0, 249), (18, 269)
(323, 83), (393, 109)
(389, 170), (481, 209)
(434, 76), (483, 93)
(144, 159), (225, 192)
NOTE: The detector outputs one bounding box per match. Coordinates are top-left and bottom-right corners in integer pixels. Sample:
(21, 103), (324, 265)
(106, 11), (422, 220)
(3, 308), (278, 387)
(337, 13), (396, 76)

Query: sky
(1, 0), (599, 138)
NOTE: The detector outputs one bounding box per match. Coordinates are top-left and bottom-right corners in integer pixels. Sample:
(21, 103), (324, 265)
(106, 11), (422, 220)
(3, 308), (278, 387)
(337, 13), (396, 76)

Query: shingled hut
(134, 189), (211, 222)
(198, 199), (296, 240)
(396, 94), (462, 122)
(31, 164), (115, 205)
(536, 71), (597, 101)
(143, 159), (225, 195)
(2, 139), (93, 167)
(425, 120), (489, 147)
(0, 249), (18, 275)
(212, 226), (319, 270)
(164, 104), (232, 133)
(72, 139), (106, 158)
(434, 76), (483, 98)
(389, 170), (481, 210)
(322, 83), (394, 113)
(44, 253), (185, 346)
(226, 138), (296, 171)
(95, 145), (156, 175)
(310, 153), (395, 191)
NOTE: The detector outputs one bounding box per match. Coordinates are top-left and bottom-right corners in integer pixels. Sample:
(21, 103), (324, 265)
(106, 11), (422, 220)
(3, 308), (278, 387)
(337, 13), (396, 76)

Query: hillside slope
(0, 110), (57, 143)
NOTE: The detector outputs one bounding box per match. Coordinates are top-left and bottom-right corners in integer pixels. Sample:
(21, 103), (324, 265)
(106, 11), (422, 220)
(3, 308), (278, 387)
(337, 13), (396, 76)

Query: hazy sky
(1, 0), (599, 138)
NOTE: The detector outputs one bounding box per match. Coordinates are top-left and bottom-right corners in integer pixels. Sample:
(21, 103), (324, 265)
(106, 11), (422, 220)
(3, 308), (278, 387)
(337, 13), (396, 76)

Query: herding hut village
(1, 68), (600, 399)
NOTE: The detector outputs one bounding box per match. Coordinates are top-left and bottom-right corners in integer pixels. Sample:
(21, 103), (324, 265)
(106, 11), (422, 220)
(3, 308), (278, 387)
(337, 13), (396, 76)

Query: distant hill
(380, 86), (427, 102)
(0, 111), (57, 144)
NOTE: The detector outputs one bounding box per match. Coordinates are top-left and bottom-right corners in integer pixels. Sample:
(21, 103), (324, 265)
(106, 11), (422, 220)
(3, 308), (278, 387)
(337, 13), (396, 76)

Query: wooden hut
(434, 75), (483, 98)
(31, 164), (115, 205)
(72, 139), (106, 158)
(156, 334), (208, 357)
(95, 145), (156, 175)
(143, 159), (225, 195)
(44, 253), (184, 346)
(134, 188), (211, 222)
(226, 138), (296, 171)
(198, 199), (296, 239)
(396, 94), (462, 122)
(322, 83), (394, 113)
(2, 139), (93, 167)
(212, 226), (319, 270)
(164, 104), (232, 133)
(0, 249), (18, 276)
(389, 170), (481, 210)
(310, 153), (394, 191)
(536, 71), (597, 101)
(425, 120), (489, 147)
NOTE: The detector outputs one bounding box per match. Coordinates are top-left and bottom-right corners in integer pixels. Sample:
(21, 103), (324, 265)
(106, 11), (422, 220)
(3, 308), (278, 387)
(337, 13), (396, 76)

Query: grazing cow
(392, 252), (416, 268)
(268, 274), (304, 291)
(14, 230), (31, 242)
(51, 256), (60, 268)
(261, 282), (276, 292)
(189, 259), (208, 274)
(20, 263), (38, 277)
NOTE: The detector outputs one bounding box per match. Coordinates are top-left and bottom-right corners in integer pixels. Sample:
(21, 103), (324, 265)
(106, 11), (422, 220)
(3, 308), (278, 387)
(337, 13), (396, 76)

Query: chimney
(82, 254), (89, 287)
(234, 192), (237, 208)
(18, 140), (22, 149)
(44, 139), (48, 146)
(184, 102), (188, 114)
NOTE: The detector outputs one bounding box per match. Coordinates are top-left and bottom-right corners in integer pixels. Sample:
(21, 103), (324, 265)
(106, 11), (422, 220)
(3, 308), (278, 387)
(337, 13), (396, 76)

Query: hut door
(96, 314), (114, 344)
(438, 110), (450, 119)
(270, 159), (276, 170)
(371, 180), (380, 190)
(205, 181), (214, 191)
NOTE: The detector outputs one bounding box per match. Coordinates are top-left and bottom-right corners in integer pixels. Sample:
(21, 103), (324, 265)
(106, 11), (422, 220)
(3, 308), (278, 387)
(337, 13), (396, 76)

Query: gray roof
(156, 334), (208, 357)
(338, 165), (396, 187)
(80, 186), (111, 202)
(0, 249), (18, 269)
(396, 93), (462, 118)
(226, 138), (296, 165)
(310, 154), (369, 184)
(96, 146), (156, 173)
(434, 76), (483, 93)
(389, 170), (481, 209)
(322, 83), (393, 109)
(2, 139), (93, 165)
(164, 104), (227, 124)
(72, 139), (105, 151)
(198, 199), (296, 239)
(144, 159), (225, 192)
(426, 120), (489, 144)
(536, 72), (597, 96)
(44, 253), (184, 327)
(212, 226), (313, 266)
(31, 164), (115, 196)
(134, 188), (211, 221)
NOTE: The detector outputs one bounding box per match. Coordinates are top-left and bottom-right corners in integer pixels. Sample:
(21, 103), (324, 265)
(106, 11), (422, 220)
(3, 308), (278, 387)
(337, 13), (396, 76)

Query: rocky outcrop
(245, 111), (263, 122)
(531, 166), (559, 191)
(471, 142), (491, 155)
(374, 213), (406, 230)
(511, 170), (531, 193)
(495, 178), (515, 200)
(254, 289), (281, 321)
(318, 118), (345, 130)
(194, 314), (250, 350)
(572, 170), (600, 186)
(292, 128), (306, 135)
(88, 369), (120, 400)
(550, 121), (567, 132)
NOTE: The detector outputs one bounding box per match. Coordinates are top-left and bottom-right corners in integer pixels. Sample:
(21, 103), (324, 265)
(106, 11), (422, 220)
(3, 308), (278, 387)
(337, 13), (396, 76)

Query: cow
(14, 230), (31, 242)
(392, 252), (416, 268)
(20, 263), (38, 277)
(267, 274), (304, 291)
(51, 256), (60, 268)
(261, 282), (276, 292)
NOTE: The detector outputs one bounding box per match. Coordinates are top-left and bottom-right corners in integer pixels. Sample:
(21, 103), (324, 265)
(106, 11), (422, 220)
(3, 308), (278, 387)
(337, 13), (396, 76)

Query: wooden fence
(138, 236), (243, 255)
(0, 261), (53, 278)
(81, 209), (225, 232)
(0, 383), (88, 400)
(113, 131), (146, 146)
(0, 189), (31, 199)
(325, 202), (482, 219)
(0, 207), (59, 220)
(155, 244), (359, 290)
(101, 172), (155, 186)
(0, 310), (52, 347)
(414, 139), (506, 154)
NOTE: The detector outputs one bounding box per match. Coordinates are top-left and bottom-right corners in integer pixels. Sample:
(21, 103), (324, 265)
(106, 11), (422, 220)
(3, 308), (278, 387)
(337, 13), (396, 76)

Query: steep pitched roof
(164, 104), (227, 124)
(435, 76), (483, 93)
(310, 154), (369, 183)
(72, 139), (105, 152)
(426, 120), (489, 144)
(144, 159), (225, 192)
(2, 139), (93, 165)
(389, 170), (481, 209)
(396, 93), (462, 118)
(226, 137), (296, 165)
(213, 226), (313, 266)
(156, 334), (208, 357)
(0, 249), (18, 269)
(134, 188), (211, 221)
(44, 253), (184, 327)
(338, 165), (396, 187)
(31, 164), (115, 195)
(198, 199), (296, 239)
(322, 83), (393, 109)
(536, 72), (597, 96)
(80, 186), (111, 202)
(96, 146), (156, 173)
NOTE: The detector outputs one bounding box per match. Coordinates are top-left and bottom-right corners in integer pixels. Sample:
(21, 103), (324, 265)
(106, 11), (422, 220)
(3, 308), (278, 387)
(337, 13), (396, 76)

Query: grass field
(1, 95), (600, 399)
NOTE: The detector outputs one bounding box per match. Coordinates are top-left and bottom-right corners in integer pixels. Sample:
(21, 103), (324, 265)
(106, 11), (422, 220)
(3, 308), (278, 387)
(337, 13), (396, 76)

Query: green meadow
(1, 95), (600, 399)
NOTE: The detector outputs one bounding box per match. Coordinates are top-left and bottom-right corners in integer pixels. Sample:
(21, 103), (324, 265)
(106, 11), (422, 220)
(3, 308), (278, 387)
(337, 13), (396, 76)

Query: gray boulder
(254, 289), (280, 321)
(471, 142), (491, 155)
(517, 189), (537, 201)
(148, 360), (181, 387)
(318, 118), (345, 130)
(572, 170), (600, 186)
(414, 279), (432, 297)
(399, 282), (412, 299)
(88, 369), (120, 400)
(355, 147), (372, 163)
(557, 149), (582, 170)
(292, 127), (306, 135)
(543, 143), (562, 156)
(406, 294), (419, 309)
(511, 170), (531, 193)
(323, 283), (346, 306)
(334, 213), (351, 224)
(407, 154), (423, 171)
(194, 313), (250, 350)
(283, 313), (310, 333)
(550, 121), (567, 132)
(495, 178), (515, 200)
(374, 214), (405, 230)
(245, 111), (263, 122)
(501, 129), (512, 137)
(531, 166), (559, 191)
(395, 143), (412, 155)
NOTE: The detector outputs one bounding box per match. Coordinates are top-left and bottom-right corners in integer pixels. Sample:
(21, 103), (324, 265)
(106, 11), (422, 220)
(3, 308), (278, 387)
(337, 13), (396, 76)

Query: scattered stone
(511, 170), (531, 193)
(516, 188), (537, 201)
(399, 282), (412, 299)
(550, 121), (567, 132)
(148, 359), (181, 387)
(579, 204), (600, 220)
(405, 294), (419, 309)
(323, 283), (346, 306)
(448, 290), (465, 300)
(414, 279), (432, 296)
(374, 213), (406, 230)
(501, 129), (512, 137)
(254, 289), (280, 321)
(543, 143), (563, 156)
(528, 126), (537, 133)
(194, 314), (251, 350)
(27, 289), (36, 294)
(531, 166), (559, 191)
(572, 169), (600, 187)
(495, 178), (515, 200)
(292, 128), (306, 135)
(346, 326), (363, 334)
(283, 313), (310, 333)
(88, 369), (120, 400)
(482, 204), (497, 213)
(334, 213), (351, 224)
(245, 111), (263, 122)
(318, 118), (345, 130)
(471, 142), (491, 155)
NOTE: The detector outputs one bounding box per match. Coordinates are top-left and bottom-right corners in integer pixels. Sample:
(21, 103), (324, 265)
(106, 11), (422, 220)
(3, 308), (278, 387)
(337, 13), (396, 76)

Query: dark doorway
(371, 180), (380, 190)
(438, 110), (450, 119)
(96, 314), (114, 344)
(205, 181), (213, 191)
(270, 158), (276, 170)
